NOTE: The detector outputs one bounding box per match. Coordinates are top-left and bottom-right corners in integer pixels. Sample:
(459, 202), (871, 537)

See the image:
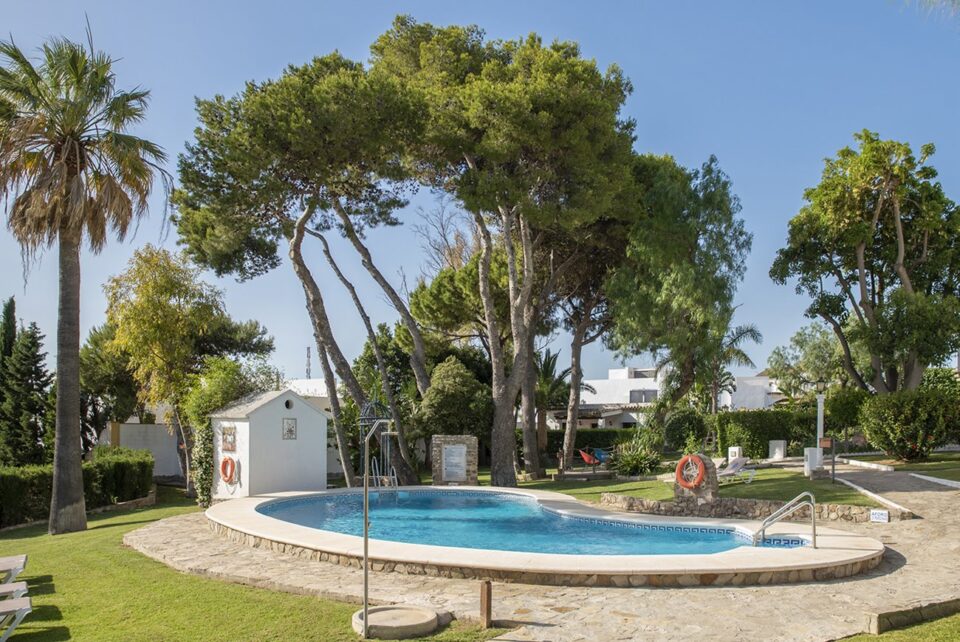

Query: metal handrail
(753, 491), (817, 548)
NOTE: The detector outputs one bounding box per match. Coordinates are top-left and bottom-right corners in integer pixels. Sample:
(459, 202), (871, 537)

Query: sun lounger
(0, 583), (27, 600)
(0, 557), (25, 585)
(717, 457), (756, 484)
(0, 597), (31, 642)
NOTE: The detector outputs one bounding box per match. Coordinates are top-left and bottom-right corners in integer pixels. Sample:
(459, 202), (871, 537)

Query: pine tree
(0, 297), (15, 420)
(0, 323), (53, 466)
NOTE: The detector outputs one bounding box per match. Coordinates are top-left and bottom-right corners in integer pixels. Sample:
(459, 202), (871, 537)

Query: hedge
(859, 389), (950, 461)
(0, 447), (154, 528)
(715, 409), (818, 459)
(517, 428), (639, 462)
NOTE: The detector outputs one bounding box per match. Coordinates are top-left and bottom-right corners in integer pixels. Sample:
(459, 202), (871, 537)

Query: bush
(921, 368), (960, 442)
(610, 429), (662, 476)
(0, 447), (154, 528)
(414, 357), (493, 443)
(664, 407), (707, 451)
(826, 388), (869, 432)
(715, 409), (815, 459)
(859, 389), (949, 460)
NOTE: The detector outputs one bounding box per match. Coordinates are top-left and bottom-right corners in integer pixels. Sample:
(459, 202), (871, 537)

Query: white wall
(581, 370), (662, 406)
(248, 393), (327, 495)
(101, 424), (182, 478)
(212, 418), (251, 499)
(718, 376), (782, 410)
(212, 390), (328, 499)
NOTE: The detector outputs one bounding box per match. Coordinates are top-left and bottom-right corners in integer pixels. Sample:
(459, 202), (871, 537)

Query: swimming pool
(207, 487), (885, 587)
(257, 489), (803, 555)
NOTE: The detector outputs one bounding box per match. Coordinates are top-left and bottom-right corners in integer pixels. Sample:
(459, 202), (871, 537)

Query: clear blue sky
(3, 1), (959, 380)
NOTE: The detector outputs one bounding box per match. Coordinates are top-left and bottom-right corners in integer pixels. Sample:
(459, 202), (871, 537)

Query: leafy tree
(608, 154), (751, 427)
(766, 322), (852, 399)
(173, 51), (424, 485)
(80, 324), (142, 425)
(105, 245), (272, 494)
(0, 323), (52, 466)
(183, 356), (280, 506)
(771, 131), (960, 393)
(414, 356), (492, 445)
(0, 37), (168, 534)
(533, 348), (595, 456)
(372, 16), (634, 485)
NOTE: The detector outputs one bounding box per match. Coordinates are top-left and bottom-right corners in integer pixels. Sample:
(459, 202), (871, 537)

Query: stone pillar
(430, 435), (479, 486)
(673, 455), (718, 504)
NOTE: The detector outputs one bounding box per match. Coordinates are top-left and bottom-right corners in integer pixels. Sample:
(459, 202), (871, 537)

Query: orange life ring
(220, 456), (237, 484)
(675, 454), (706, 489)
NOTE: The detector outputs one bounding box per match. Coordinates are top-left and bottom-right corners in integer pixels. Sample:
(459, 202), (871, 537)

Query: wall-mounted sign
(442, 444), (467, 482)
(282, 417), (298, 440)
(869, 509), (890, 523)
(222, 425), (236, 452)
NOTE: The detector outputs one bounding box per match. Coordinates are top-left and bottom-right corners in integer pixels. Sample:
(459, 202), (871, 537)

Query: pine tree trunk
(317, 342), (357, 487)
(520, 351), (540, 478)
(562, 322), (588, 471)
(48, 231), (87, 534)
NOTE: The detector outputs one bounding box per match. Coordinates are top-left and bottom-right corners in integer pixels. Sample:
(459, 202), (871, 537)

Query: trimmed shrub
(715, 409), (815, 459)
(0, 447), (154, 528)
(610, 429), (662, 476)
(859, 390), (949, 461)
(664, 408), (707, 451)
(826, 388), (870, 432)
(921, 368), (960, 442)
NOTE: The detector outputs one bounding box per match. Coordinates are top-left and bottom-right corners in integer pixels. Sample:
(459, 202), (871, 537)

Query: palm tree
(0, 36), (167, 534)
(707, 324), (762, 414)
(534, 349), (595, 455)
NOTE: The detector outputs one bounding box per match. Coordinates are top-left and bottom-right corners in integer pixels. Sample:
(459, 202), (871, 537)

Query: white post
(816, 392), (825, 470)
(362, 419), (394, 640)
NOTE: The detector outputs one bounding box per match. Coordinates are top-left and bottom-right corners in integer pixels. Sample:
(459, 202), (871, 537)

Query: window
(629, 389), (659, 404)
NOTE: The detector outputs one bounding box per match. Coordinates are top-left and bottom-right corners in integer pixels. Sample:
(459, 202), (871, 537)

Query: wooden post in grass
(480, 580), (492, 628)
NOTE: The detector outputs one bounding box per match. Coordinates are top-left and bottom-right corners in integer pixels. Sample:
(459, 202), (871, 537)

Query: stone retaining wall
(206, 517), (881, 587)
(600, 492), (911, 522)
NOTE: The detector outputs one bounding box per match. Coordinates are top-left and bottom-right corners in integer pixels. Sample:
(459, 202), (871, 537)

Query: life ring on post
(675, 454), (706, 489)
(220, 456), (237, 485)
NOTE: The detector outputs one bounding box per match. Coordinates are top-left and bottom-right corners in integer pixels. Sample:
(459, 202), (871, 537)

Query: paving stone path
(125, 473), (960, 641)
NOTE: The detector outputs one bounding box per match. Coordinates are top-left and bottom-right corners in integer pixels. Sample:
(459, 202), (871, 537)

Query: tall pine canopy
(0, 322), (52, 466)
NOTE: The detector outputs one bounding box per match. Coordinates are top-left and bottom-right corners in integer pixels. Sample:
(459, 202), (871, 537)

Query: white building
(210, 388), (332, 500)
(547, 367), (665, 430)
(717, 375), (785, 411)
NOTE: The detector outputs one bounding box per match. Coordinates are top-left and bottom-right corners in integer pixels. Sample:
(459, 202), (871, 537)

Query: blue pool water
(257, 490), (805, 556)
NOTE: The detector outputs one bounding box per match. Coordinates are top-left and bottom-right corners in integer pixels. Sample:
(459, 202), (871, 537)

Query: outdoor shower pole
(362, 419), (394, 639)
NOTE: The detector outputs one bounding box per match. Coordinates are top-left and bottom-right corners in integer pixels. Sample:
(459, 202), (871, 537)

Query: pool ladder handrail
(369, 457), (399, 491)
(753, 491), (817, 549)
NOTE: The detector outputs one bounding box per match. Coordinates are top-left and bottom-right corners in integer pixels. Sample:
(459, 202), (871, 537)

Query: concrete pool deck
(124, 474), (959, 640)
(203, 487), (884, 587)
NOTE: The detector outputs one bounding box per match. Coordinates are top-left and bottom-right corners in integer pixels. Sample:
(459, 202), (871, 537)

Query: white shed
(210, 389), (330, 500)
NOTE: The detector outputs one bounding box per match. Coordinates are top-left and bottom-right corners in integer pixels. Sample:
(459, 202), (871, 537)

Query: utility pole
(306, 346), (312, 379)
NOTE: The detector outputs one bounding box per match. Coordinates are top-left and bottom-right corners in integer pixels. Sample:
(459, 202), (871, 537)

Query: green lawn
(0, 486), (502, 642)
(421, 466), (876, 506)
(853, 452), (960, 482)
(847, 612), (960, 641)
(717, 467), (880, 506)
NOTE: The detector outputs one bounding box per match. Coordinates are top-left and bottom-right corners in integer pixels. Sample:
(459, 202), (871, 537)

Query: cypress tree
(0, 297), (15, 416)
(0, 323), (53, 466)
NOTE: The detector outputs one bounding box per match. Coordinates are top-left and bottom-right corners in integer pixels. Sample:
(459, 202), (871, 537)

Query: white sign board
(870, 509), (890, 523)
(442, 444), (467, 482)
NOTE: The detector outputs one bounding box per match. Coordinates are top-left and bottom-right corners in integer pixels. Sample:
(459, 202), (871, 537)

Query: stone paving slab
(124, 473), (960, 641)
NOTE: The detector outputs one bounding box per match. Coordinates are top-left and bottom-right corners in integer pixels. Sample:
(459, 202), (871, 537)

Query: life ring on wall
(675, 454), (706, 489)
(220, 456), (237, 485)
